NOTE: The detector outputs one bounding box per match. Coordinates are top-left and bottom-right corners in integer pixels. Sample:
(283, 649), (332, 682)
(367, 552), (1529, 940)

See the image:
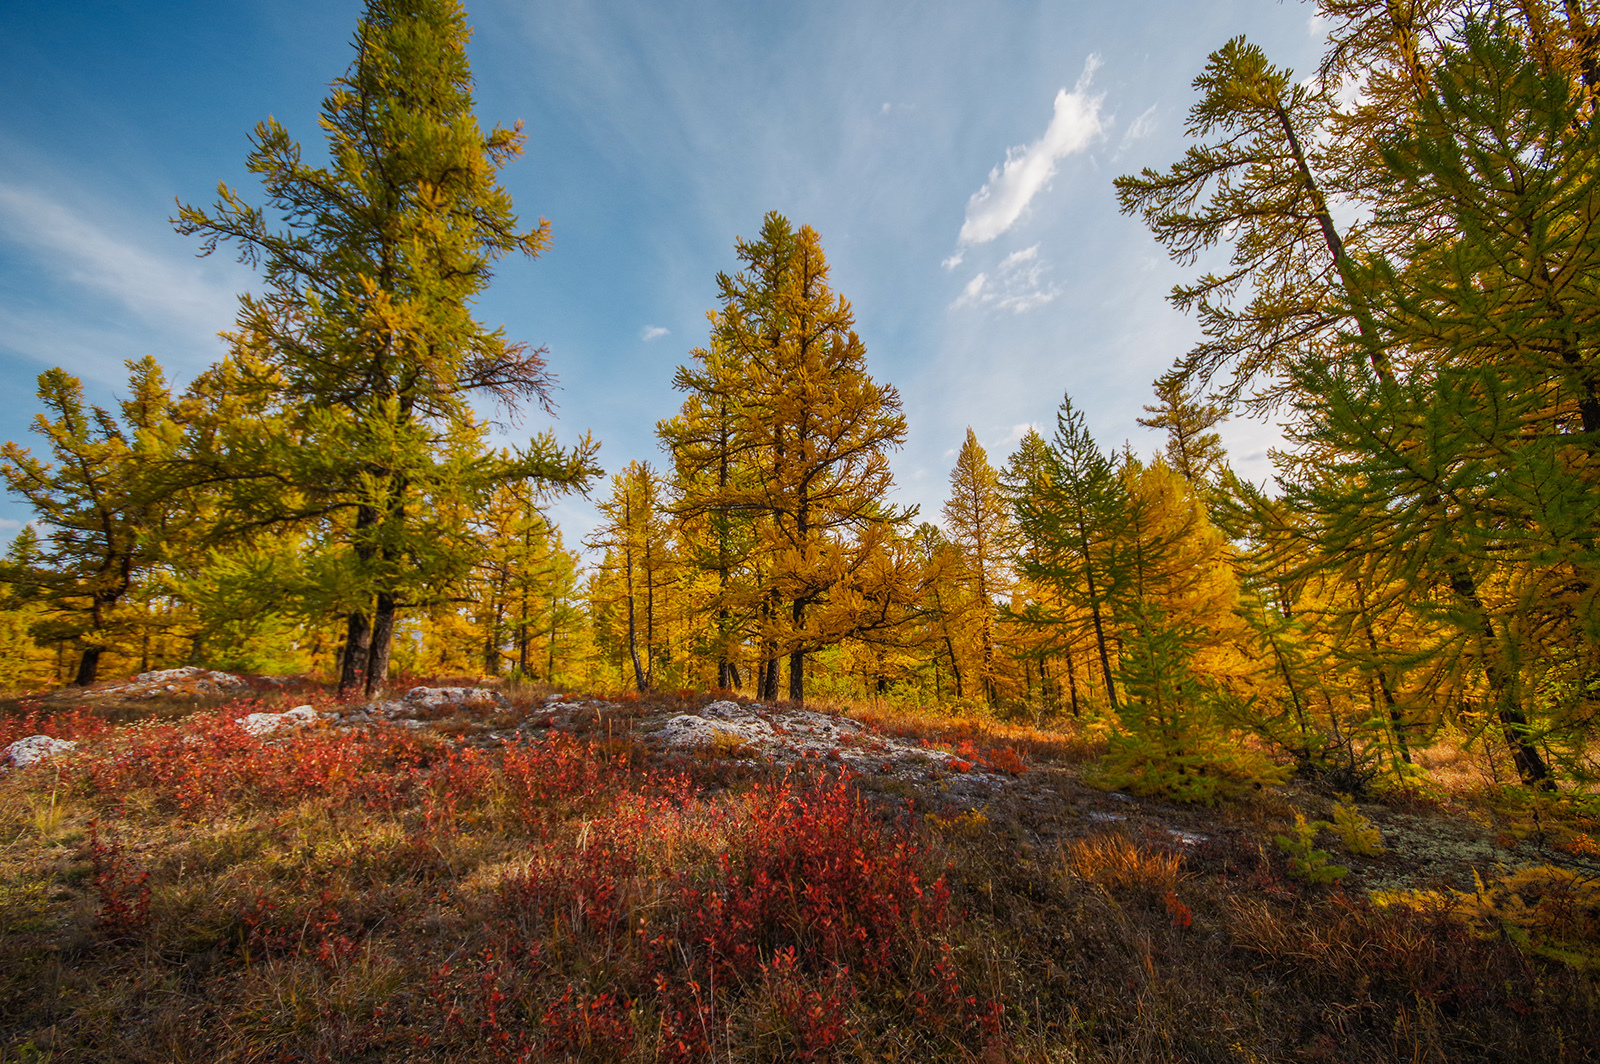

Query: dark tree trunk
(364, 592), (396, 699)
(788, 647), (805, 704)
(72, 645), (102, 687)
(339, 609), (371, 696)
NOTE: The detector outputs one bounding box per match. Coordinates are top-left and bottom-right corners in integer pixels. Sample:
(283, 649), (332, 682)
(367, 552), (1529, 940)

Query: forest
(5, 0), (1597, 799)
(4, 1), (1600, 1061)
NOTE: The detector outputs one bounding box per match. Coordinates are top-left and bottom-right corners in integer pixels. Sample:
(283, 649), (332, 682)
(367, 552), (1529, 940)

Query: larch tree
(0, 359), (180, 685)
(1137, 369), (1229, 486)
(587, 462), (673, 694)
(942, 428), (1015, 705)
(1005, 402), (1124, 711)
(659, 333), (761, 690)
(1115, 36), (1393, 410)
(1279, 19), (1600, 787)
(174, 0), (595, 697)
(700, 212), (908, 704)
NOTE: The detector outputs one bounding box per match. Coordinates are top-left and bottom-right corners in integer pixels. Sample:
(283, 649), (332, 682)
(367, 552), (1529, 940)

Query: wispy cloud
(1117, 104), (1158, 152)
(951, 272), (988, 308)
(639, 325), (670, 341)
(999, 245), (1039, 269)
(991, 422), (1041, 453)
(949, 244), (1060, 314)
(941, 252), (964, 271)
(0, 183), (238, 338)
(955, 55), (1106, 247)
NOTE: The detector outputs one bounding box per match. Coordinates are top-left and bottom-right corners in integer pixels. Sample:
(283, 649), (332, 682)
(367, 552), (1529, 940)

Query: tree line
(4, 0), (1598, 796)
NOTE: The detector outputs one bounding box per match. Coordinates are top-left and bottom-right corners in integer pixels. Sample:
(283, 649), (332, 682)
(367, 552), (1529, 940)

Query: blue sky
(0, 0), (1330, 551)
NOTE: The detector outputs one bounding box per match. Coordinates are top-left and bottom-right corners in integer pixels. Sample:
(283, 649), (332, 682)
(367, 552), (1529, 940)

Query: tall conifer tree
(175, 0), (594, 696)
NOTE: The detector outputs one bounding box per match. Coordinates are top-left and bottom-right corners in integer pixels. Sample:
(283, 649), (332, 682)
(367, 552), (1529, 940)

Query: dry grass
(0, 682), (1596, 1062)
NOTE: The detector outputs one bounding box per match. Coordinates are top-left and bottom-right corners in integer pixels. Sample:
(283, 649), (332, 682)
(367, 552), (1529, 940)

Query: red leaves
(88, 819), (150, 940)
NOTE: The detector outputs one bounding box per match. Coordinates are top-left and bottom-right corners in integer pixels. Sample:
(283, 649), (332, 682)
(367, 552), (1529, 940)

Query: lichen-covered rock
(237, 704), (323, 737)
(657, 713), (775, 748)
(102, 666), (250, 699)
(404, 686), (507, 711)
(4, 734), (78, 768)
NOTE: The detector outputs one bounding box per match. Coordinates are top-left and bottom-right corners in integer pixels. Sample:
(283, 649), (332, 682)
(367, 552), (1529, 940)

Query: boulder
(103, 666), (250, 699)
(404, 686), (507, 711)
(4, 734), (78, 768)
(237, 704), (323, 737)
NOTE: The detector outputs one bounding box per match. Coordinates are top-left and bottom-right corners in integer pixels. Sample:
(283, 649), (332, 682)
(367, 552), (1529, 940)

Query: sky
(0, 0), (1332, 555)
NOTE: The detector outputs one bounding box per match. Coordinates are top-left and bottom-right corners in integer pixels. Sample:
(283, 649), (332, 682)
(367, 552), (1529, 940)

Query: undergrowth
(0, 686), (1596, 1061)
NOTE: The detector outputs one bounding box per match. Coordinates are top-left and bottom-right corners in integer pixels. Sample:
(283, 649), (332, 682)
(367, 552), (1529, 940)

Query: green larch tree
(174, 0), (595, 696)
(1, 359), (180, 685)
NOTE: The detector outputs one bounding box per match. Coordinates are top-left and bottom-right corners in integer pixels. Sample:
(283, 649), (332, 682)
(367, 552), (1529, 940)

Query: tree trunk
(1064, 648), (1081, 717)
(1446, 562), (1551, 788)
(72, 645), (102, 687)
(364, 591), (397, 699)
(339, 609), (371, 696)
(788, 647), (805, 704)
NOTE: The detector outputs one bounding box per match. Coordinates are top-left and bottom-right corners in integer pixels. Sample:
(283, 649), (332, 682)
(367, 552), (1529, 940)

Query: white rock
(237, 704), (324, 737)
(404, 686), (507, 711)
(101, 666), (250, 699)
(4, 735), (78, 768)
(657, 713), (774, 748)
(133, 666), (248, 689)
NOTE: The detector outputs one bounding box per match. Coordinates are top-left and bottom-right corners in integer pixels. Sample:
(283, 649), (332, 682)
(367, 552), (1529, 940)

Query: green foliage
(1328, 796), (1386, 857)
(1090, 606), (1287, 804)
(1274, 813), (1350, 885)
(173, 0), (597, 695)
(0, 358), (180, 685)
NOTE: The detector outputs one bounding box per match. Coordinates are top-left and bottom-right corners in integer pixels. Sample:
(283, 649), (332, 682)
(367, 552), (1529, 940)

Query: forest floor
(2, 675), (1598, 1062)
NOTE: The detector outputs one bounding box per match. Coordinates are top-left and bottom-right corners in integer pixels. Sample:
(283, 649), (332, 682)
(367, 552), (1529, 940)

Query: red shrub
(89, 819), (150, 940)
(80, 711), (430, 814)
(0, 705), (115, 749)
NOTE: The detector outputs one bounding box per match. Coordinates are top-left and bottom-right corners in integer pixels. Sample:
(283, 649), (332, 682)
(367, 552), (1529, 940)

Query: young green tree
(175, 0), (595, 696)
(0, 359), (179, 685)
(1005, 402), (1123, 710)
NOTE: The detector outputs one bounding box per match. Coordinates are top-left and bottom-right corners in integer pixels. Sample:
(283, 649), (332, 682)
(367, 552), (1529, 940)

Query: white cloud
(949, 245), (1060, 315)
(999, 244), (1039, 269)
(639, 325), (670, 341)
(0, 183), (238, 337)
(951, 272), (988, 308)
(1118, 104), (1158, 151)
(0, 518), (21, 533)
(955, 55), (1106, 247)
(941, 252), (964, 271)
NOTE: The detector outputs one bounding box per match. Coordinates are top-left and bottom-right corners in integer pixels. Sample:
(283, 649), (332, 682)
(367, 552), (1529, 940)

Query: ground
(2, 673), (1598, 1062)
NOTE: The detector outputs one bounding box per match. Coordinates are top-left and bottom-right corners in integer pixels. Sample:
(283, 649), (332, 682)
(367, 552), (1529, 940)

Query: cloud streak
(949, 244), (1060, 314)
(640, 325), (670, 341)
(956, 55), (1105, 246)
(0, 183), (239, 338)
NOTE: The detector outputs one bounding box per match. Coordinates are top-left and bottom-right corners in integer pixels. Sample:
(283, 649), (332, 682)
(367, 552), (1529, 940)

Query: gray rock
(404, 686), (507, 711)
(4, 734), (78, 768)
